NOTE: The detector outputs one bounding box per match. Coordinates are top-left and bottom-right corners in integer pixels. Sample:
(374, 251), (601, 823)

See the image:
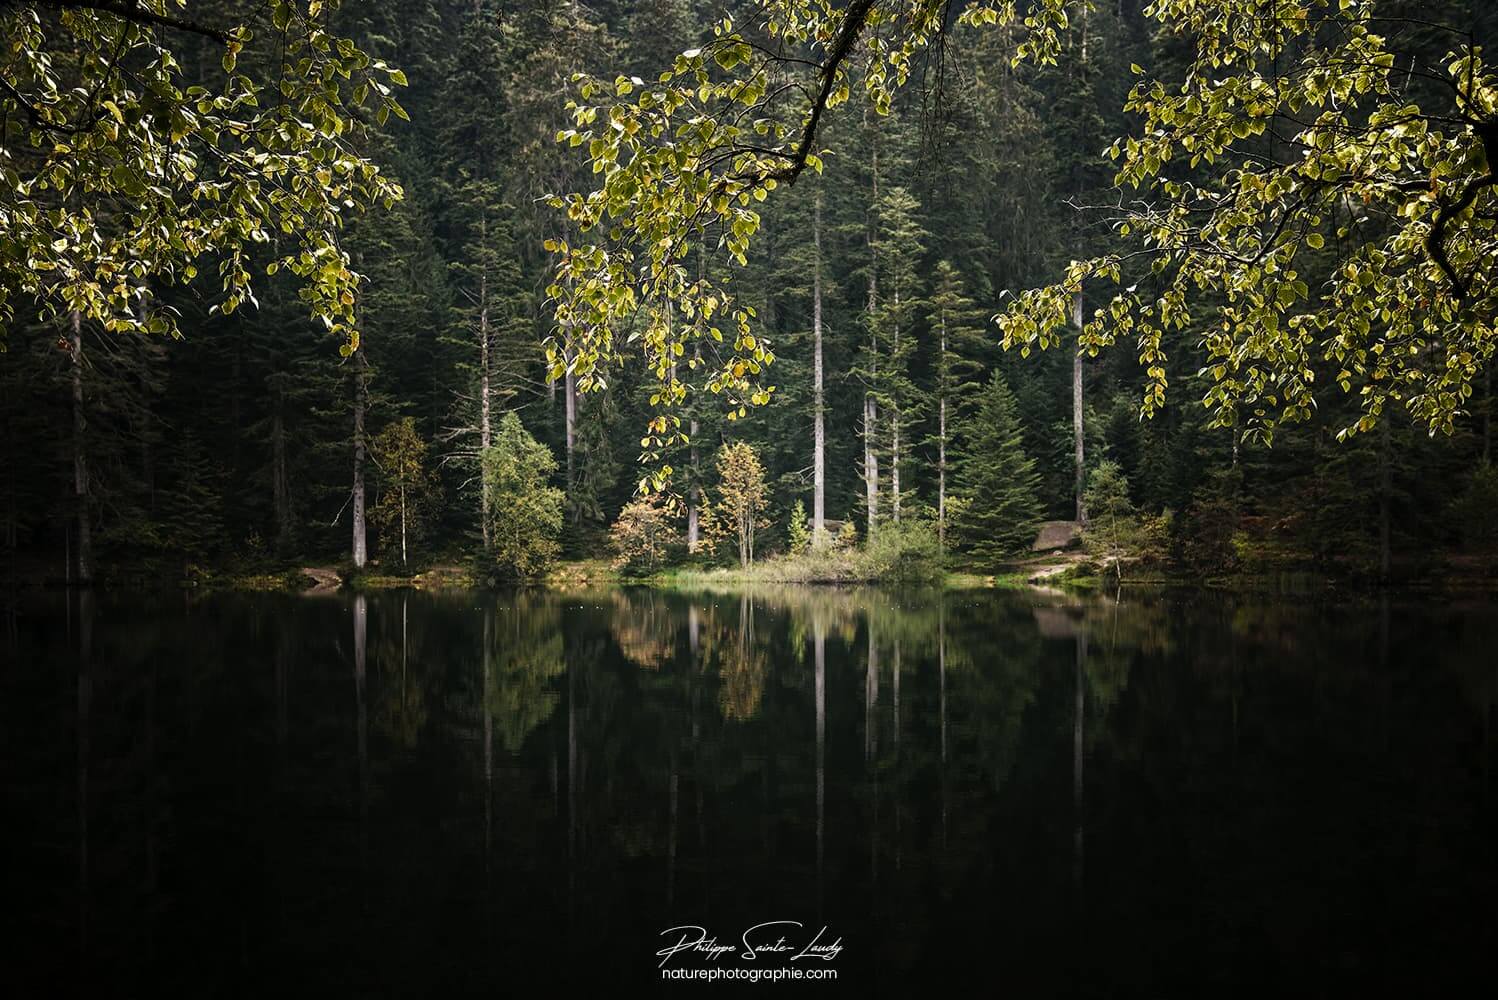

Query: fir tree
(951, 373), (1043, 564)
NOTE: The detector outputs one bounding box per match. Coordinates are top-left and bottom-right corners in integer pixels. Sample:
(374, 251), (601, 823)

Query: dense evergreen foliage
(950, 374), (1043, 567)
(3, 1), (1497, 585)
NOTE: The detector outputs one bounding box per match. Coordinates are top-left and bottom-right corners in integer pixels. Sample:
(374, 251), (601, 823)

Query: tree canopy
(546, 0), (1498, 461)
(0, 0), (406, 353)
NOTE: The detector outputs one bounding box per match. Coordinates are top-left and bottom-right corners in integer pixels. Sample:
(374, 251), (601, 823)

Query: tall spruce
(951, 373), (1043, 565)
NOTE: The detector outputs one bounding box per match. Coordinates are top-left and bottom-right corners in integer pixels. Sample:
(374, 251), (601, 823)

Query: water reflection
(3, 585), (1497, 992)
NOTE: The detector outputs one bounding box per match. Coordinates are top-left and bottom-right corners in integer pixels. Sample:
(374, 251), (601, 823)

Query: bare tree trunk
(864, 107), (880, 539)
(686, 438), (700, 548)
(564, 369), (577, 490)
(891, 415), (901, 522)
(69, 310), (91, 584)
(399, 482), (408, 569)
(812, 190), (826, 541)
(864, 397), (879, 537)
(891, 295), (901, 523)
(479, 247), (493, 552)
(352, 347), (368, 569)
(1072, 288), (1086, 524)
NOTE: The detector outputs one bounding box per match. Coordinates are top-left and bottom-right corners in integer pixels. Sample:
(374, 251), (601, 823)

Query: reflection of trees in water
(11, 584), (1498, 990)
(371, 594), (432, 751)
(485, 592), (565, 754)
(607, 589), (678, 670)
(718, 594), (768, 721)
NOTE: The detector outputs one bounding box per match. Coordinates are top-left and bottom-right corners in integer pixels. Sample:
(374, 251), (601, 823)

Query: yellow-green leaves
(0, 0), (405, 353)
(544, 0), (1074, 483)
(1000, 0), (1498, 443)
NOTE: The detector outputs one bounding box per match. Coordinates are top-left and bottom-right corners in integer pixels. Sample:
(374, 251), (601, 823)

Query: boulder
(1031, 520), (1082, 552)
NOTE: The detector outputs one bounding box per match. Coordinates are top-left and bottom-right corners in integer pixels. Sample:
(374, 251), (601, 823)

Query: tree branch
(35, 0), (232, 44)
(764, 0), (877, 185)
(1425, 120), (1498, 304)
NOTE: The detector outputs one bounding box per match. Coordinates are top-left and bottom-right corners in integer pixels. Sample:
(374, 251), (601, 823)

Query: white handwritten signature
(656, 922), (844, 968)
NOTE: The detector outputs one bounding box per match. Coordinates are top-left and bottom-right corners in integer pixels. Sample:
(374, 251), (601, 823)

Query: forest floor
(1001, 551), (1097, 586)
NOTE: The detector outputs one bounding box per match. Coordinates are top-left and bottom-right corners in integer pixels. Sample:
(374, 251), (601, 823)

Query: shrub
(857, 517), (944, 583)
(609, 495), (678, 574)
(702, 442), (770, 567)
(787, 500), (810, 555)
(481, 413), (564, 581)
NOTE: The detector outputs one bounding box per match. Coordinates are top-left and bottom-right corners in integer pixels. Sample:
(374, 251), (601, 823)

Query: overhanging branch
(35, 0), (232, 44)
(764, 0), (877, 185)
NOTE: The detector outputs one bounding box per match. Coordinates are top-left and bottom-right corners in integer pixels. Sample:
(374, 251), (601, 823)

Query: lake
(3, 585), (1496, 994)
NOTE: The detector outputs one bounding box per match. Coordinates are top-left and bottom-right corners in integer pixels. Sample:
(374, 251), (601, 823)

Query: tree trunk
(864, 397), (879, 536)
(69, 310), (92, 584)
(687, 347), (701, 549)
(352, 347), (368, 569)
(1072, 287), (1086, 524)
(399, 481), (408, 569)
(863, 106), (880, 539)
(564, 369), (577, 490)
(890, 296), (901, 523)
(812, 190), (826, 541)
(479, 246), (493, 552)
(890, 414), (901, 522)
(686, 468), (699, 549)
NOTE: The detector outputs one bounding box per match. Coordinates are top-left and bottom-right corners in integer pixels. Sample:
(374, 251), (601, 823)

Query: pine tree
(927, 261), (987, 546)
(951, 373), (1043, 565)
(869, 186), (928, 523)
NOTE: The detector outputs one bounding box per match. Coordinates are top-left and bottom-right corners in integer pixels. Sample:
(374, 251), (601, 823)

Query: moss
(212, 568), (309, 593)
(348, 574), (411, 590)
(412, 565), (476, 589)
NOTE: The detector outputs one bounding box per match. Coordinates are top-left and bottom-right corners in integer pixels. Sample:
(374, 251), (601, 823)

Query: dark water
(2, 585), (1496, 995)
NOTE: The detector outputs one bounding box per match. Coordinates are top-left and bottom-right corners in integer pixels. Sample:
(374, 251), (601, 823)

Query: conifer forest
(6, 4), (1498, 994)
(5, 0), (1498, 587)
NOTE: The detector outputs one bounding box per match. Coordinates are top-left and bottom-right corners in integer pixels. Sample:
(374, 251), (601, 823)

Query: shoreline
(4, 555), (1495, 597)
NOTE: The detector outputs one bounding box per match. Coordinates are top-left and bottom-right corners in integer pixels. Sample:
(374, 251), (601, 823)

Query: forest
(3, 0), (1498, 588)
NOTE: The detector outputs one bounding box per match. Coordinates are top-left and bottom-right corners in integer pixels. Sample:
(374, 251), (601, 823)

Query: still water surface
(3, 586), (1496, 994)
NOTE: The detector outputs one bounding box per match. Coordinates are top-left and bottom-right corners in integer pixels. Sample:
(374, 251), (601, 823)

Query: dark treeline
(3, 0), (1496, 583)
